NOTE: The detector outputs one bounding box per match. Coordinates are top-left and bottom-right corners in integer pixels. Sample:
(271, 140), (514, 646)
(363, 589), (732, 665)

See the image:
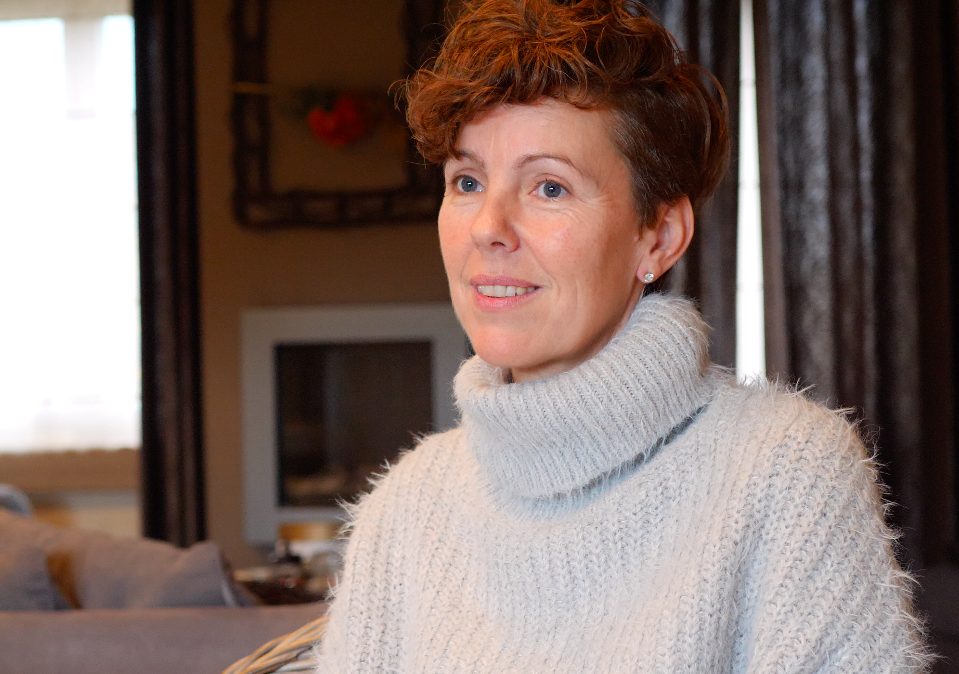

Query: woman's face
(439, 98), (658, 383)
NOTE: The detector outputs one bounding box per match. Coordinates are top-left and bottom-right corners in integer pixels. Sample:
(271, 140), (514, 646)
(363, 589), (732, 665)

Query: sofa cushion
(47, 537), (235, 609)
(0, 539), (67, 611)
(0, 510), (250, 609)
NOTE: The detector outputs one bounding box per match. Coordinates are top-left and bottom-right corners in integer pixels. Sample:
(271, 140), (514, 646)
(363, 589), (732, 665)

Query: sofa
(0, 602), (324, 674)
(0, 507), (325, 674)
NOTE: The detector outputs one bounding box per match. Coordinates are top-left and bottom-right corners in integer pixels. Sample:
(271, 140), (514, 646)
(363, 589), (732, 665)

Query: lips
(469, 274), (540, 306)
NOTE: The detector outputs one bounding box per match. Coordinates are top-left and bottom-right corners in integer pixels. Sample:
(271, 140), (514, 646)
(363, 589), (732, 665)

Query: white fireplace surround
(241, 303), (468, 546)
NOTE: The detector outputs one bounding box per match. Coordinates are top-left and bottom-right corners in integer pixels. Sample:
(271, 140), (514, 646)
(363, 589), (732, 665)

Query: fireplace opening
(275, 341), (434, 507)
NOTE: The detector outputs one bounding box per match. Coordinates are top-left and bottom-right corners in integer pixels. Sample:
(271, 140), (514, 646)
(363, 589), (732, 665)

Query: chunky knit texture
(313, 295), (930, 673)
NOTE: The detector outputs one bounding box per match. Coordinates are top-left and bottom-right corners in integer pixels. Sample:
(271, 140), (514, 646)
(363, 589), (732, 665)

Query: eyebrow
(448, 150), (590, 181)
(517, 152), (581, 175)
(447, 150), (486, 170)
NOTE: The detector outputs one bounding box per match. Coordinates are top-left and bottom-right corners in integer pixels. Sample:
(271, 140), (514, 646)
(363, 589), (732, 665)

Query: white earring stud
(643, 272), (655, 284)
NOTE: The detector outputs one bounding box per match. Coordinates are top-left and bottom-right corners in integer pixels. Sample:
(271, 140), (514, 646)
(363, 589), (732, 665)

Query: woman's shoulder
(345, 426), (470, 518)
(385, 425), (469, 483)
(707, 373), (876, 485)
(703, 375), (894, 553)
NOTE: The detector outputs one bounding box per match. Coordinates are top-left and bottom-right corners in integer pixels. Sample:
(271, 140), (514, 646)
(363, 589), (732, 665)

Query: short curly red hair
(404, 0), (730, 227)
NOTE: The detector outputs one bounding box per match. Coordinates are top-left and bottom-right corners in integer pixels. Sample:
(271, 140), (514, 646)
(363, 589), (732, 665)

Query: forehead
(449, 98), (620, 166)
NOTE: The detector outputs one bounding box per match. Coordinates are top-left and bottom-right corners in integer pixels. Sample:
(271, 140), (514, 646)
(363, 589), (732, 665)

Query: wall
(193, 0), (450, 567)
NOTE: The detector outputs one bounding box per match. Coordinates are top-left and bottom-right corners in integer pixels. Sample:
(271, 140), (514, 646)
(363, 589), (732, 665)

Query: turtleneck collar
(453, 294), (715, 501)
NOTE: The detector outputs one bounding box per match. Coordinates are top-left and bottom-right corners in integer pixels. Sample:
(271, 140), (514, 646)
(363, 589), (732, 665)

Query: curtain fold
(753, 0), (958, 568)
(644, 0), (741, 369)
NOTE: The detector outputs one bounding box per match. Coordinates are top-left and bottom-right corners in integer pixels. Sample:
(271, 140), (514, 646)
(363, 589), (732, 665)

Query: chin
(468, 328), (541, 372)
(471, 342), (526, 371)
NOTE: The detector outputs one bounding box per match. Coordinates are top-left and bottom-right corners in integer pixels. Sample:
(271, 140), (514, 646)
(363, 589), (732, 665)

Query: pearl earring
(643, 272), (655, 284)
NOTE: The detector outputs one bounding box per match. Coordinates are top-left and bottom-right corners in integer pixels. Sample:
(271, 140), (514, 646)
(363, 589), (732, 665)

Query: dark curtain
(134, 0), (206, 547)
(754, 0), (958, 568)
(755, 2), (959, 663)
(644, 0), (741, 368)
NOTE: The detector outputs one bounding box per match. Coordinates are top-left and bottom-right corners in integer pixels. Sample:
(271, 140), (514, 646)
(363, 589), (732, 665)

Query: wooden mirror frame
(230, 0), (446, 229)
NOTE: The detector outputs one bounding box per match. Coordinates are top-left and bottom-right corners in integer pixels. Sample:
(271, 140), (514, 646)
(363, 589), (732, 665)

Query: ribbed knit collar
(454, 295), (715, 500)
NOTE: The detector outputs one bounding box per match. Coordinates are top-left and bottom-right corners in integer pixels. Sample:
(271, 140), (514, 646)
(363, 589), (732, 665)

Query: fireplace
(241, 303), (467, 546)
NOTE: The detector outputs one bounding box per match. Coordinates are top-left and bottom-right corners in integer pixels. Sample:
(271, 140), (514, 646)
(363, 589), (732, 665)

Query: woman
(313, 1), (930, 671)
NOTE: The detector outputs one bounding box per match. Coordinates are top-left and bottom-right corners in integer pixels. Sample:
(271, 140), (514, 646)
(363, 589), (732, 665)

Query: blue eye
(456, 176), (481, 193)
(538, 181), (566, 199)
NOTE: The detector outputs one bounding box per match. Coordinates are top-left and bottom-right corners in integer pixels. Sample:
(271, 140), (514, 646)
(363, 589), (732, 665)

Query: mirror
(230, 0), (446, 228)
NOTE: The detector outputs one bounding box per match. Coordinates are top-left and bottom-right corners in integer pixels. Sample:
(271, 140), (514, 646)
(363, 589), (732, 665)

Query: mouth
(476, 284), (534, 298)
(469, 275), (540, 303)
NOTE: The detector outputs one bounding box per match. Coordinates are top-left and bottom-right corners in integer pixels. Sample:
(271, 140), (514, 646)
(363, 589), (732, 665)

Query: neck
(454, 294), (716, 501)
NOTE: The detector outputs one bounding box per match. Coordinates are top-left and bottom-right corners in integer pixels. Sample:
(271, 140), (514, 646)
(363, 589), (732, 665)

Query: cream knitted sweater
(313, 295), (929, 673)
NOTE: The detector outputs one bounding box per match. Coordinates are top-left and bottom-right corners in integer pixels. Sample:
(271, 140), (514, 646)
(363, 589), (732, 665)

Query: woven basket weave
(222, 615), (328, 674)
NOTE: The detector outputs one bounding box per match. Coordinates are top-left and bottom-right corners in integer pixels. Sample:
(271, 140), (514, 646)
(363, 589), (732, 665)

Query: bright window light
(0, 15), (140, 453)
(735, 0), (766, 383)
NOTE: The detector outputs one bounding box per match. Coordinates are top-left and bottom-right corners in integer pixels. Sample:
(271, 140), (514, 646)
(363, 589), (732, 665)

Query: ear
(636, 196), (695, 282)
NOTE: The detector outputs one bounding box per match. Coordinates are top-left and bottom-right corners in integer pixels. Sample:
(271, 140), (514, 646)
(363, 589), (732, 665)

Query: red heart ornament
(307, 95), (371, 147)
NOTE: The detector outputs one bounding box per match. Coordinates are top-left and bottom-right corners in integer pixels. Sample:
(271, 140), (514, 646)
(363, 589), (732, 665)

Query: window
(0, 8), (139, 454)
(735, 0), (765, 383)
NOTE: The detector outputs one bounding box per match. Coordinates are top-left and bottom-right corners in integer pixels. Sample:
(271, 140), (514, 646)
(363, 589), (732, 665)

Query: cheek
(437, 206), (464, 272)
(538, 223), (627, 287)
(521, 219), (579, 275)
(569, 232), (643, 308)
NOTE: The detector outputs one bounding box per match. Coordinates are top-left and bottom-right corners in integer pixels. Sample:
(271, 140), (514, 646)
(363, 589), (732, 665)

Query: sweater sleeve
(312, 460), (412, 674)
(739, 408), (931, 673)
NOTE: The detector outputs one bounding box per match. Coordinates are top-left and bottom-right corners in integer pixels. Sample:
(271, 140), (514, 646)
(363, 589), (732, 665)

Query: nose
(470, 188), (520, 253)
